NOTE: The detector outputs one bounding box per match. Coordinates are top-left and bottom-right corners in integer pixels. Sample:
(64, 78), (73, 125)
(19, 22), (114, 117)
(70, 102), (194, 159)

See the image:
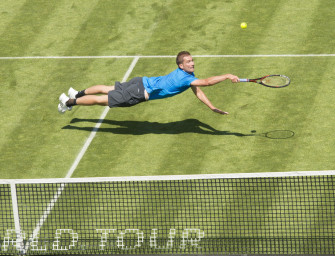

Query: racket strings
(262, 75), (290, 87)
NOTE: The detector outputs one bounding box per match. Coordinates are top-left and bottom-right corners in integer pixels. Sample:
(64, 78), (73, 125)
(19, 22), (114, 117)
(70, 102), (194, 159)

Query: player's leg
(82, 85), (115, 95)
(64, 94), (109, 108)
(58, 86), (112, 114)
(75, 95), (108, 106)
(58, 94), (108, 114)
(69, 85), (115, 99)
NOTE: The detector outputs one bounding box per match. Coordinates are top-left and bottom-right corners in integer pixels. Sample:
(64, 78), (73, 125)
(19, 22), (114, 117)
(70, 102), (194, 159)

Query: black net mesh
(1, 175), (335, 255)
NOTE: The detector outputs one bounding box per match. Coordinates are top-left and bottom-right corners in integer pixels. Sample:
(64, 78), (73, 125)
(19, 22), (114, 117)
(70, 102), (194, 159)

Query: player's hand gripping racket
(240, 75), (290, 88)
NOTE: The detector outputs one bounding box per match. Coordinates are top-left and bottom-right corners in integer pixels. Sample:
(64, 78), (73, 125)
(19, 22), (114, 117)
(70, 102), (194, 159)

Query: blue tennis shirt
(142, 68), (198, 100)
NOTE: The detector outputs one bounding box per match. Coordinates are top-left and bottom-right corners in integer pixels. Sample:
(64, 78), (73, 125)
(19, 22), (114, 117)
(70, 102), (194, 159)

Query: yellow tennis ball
(240, 22), (247, 29)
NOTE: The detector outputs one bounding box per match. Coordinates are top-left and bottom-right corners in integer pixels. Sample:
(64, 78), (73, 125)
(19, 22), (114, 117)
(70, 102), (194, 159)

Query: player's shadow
(62, 118), (248, 136)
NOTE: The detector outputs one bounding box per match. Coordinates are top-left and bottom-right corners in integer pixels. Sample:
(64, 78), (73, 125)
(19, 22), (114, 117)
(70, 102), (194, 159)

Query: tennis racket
(240, 75), (290, 88)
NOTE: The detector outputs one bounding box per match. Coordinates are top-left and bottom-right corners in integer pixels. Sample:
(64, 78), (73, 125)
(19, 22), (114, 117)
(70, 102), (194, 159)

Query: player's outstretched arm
(191, 86), (228, 115)
(191, 74), (239, 87)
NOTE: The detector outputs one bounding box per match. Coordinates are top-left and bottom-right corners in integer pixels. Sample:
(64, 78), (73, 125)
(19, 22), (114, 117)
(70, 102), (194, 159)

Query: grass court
(1, 0), (335, 179)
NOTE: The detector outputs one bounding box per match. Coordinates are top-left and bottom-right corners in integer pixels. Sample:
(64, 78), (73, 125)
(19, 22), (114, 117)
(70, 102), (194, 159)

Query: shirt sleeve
(182, 73), (198, 86)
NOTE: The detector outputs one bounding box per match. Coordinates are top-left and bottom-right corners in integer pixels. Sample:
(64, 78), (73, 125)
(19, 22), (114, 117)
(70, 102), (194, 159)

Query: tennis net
(1, 171), (335, 255)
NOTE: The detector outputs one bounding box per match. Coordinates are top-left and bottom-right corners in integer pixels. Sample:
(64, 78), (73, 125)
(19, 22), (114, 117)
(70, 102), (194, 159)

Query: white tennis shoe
(58, 93), (72, 114)
(68, 87), (78, 99)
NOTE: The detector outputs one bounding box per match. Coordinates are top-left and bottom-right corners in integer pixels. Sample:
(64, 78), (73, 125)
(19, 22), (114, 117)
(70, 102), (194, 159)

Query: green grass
(1, 0), (335, 178)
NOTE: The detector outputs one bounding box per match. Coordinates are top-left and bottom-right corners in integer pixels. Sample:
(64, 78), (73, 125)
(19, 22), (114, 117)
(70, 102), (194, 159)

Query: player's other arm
(191, 74), (239, 87)
(191, 85), (228, 115)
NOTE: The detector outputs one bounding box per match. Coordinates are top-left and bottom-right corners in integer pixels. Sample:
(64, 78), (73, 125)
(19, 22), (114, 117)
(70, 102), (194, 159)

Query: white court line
(10, 183), (24, 253)
(0, 54), (335, 60)
(22, 57), (139, 253)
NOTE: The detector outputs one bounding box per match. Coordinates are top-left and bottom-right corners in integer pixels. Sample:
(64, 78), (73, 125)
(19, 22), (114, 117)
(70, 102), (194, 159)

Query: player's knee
(103, 86), (114, 94)
(96, 96), (108, 105)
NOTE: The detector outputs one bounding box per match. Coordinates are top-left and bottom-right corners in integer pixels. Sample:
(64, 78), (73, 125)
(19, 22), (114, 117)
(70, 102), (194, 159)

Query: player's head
(176, 51), (194, 73)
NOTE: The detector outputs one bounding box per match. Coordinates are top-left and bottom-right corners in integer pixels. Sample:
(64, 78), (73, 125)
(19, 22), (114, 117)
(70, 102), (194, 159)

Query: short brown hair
(176, 51), (191, 66)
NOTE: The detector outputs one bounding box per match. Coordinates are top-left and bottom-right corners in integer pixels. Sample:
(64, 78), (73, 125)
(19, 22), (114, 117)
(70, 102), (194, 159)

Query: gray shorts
(108, 77), (146, 108)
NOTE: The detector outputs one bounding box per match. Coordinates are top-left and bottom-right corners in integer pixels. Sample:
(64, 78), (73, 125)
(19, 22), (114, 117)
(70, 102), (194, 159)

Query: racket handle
(239, 79), (248, 82)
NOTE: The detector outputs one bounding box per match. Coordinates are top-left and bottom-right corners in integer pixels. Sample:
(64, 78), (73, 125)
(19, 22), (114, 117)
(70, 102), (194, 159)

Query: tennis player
(58, 51), (240, 115)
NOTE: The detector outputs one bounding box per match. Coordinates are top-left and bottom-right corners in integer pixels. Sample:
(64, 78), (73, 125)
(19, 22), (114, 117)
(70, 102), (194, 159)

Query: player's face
(180, 55), (195, 73)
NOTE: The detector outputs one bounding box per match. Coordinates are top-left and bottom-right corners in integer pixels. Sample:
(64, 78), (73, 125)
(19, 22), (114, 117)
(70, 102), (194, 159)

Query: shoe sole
(58, 93), (72, 113)
(58, 103), (66, 114)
